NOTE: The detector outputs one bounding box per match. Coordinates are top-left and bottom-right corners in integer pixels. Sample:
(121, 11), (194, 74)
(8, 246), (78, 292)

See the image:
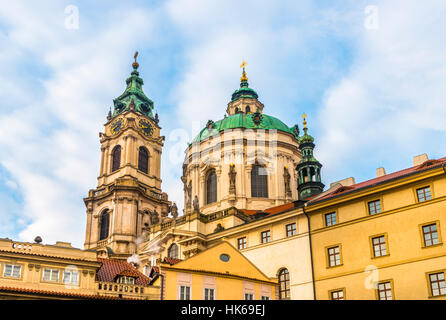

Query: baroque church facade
(83, 57), (325, 299)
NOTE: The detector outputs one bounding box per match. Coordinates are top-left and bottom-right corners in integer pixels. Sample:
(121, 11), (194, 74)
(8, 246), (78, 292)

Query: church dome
(192, 112), (298, 143)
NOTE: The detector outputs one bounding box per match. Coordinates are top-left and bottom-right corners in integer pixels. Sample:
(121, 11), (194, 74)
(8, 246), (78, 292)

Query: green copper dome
(231, 80), (258, 101)
(192, 113), (298, 143)
(112, 58), (154, 119)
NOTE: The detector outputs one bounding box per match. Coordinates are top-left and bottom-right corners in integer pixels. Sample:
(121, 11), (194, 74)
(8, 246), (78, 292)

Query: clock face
(138, 119), (154, 137)
(111, 118), (124, 135)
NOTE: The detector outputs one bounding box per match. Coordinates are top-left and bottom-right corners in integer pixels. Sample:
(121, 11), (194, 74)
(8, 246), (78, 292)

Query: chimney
(413, 153), (428, 166)
(376, 167), (386, 177)
(330, 177), (356, 188)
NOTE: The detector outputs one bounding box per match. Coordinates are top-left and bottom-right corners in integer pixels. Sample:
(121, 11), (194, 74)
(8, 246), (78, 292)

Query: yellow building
(0, 238), (160, 299)
(154, 241), (277, 300)
(306, 154), (446, 300)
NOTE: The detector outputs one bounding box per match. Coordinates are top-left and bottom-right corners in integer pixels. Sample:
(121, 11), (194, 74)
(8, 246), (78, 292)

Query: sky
(0, 0), (445, 248)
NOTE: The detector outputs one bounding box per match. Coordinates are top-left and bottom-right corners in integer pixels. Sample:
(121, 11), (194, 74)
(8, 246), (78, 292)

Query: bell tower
(296, 114), (324, 200)
(84, 53), (170, 258)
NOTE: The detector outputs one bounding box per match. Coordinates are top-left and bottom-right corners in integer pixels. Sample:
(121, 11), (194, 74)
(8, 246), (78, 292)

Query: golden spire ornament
(240, 60), (248, 82)
(132, 51), (139, 69)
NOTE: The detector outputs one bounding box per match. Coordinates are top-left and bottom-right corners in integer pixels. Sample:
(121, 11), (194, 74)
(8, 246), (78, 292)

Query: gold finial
(240, 60), (248, 82)
(132, 51), (139, 69)
(302, 113), (307, 129)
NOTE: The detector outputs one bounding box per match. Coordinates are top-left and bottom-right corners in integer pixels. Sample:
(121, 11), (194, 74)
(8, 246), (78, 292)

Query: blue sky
(1, 0), (445, 247)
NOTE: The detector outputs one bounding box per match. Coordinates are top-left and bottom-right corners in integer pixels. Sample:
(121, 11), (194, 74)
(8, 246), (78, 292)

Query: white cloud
(0, 2), (158, 246)
(317, 0), (446, 183)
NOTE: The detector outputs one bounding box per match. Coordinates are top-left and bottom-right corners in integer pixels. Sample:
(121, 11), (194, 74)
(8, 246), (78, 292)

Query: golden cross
(240, 60), (247, 69)
(134, 51), (139, 62)
(302, 113), (307, 128)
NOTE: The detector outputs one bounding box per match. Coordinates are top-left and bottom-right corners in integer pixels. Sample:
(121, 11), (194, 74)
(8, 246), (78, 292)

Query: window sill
(327, 263), (344, 269)
(1, 276), (22, 281)
(421, 243), (443, 249)
(428, 294), (446, 299)
(371, 254), (390, 259)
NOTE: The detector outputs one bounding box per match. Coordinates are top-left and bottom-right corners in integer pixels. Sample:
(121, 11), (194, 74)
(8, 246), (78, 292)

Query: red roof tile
(240, 209), (260, 216)
(0, 286), (119, 300)
(163, 257), (182, 265)
(263, 202), (295, 215)
(0, 248), (98, 263)
(311, 157), (446, 203)
(96, 258), (152, 286)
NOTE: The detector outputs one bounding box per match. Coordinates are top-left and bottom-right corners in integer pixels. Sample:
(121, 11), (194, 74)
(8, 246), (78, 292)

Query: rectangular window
(3, 264), (21, 278)
(429, 272), (446, 297)
(261, 230), (271, 244)
(368, 200), (382, 215)
(180, 285), (191, 300)
(204, 288), (215, 300)
(330, 290), (344, 300)
(42, 268), (60, 282)
(417, 186), (432, 202)
(261, 296), (270, 300)
(372, 236), (387, 257)
(238, 237), (247, 250)
(244, 293), (254, 300)
(62, 270), (79, 285)
(286, 223), (297, 237)
(325, 212), (336, 227)
(423, 223), (440, 247)
(377, 282), (393, 300)
(328, 246), (341, 267)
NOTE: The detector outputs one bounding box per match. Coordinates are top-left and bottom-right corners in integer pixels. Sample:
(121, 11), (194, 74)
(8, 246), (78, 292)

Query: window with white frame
(330, 290), (344, 300)
(328, 246), (341, 267)
(377, 281), (393, 300)
(118, 276), (135, 284)
(62, 270), (79, 285)
(429, 272), (446, 297)
(204, 288), (215, 300)
(180, 285), (191, 300)
(3, 264), (21, 278)
(244, 293), (254, 300)
(261, 295), (270, 300)
(42, 268), (60, 282)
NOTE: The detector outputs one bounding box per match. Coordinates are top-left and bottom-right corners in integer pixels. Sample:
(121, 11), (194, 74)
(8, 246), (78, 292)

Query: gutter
(160, 273), (165, 300)
(303, 203), (316, 300)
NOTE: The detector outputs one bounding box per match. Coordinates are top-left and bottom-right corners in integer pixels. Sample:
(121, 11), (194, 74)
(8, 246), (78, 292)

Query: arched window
(111, 145), (121, 172)
(99, 210), (110, 240)
(206, 170), (217, 204)
(278, 268), (290, 300)
(246, 106), (251, 113)
(138, 146), (149, 174)
(251, 165), (268, 198)
(168, 244), (178, 259)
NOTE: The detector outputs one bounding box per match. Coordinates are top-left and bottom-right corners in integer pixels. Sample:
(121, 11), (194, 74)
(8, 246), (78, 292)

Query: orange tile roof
(263, 202), (296, 215)
(163, 257), (182, 265)
(240, 209), (261, 216)
(0, 248), (99, 264)
(96, 258), (152, 285)
(0, 286), (119, 300)
(311, 157), (446, 203)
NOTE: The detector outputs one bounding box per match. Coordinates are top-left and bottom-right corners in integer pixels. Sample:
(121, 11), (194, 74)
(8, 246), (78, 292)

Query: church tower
(84, 53), (171, 258)
(296, 114), (324, 200)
